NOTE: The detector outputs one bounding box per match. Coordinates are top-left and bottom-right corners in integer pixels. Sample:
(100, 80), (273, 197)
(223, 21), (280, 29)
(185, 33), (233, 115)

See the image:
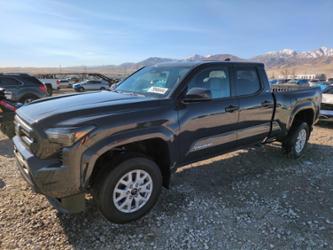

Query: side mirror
(110, 81), (121, 91)
(183, 87), (212, 102)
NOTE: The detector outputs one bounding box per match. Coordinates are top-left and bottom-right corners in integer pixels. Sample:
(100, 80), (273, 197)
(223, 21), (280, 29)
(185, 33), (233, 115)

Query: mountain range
(91, 47), (333, 77)
(1, 47), (333, 77)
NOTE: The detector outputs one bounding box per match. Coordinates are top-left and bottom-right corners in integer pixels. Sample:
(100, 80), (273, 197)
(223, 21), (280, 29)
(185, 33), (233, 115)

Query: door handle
(225, 105), (239, 113)
(261, 100), (272, 107)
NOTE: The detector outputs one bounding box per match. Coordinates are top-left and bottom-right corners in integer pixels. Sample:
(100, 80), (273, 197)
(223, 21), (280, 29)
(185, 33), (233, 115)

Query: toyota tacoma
(13, 61), (321, 223)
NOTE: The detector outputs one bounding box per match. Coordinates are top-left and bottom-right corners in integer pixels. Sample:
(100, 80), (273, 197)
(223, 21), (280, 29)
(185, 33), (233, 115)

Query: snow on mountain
(263, 47), (333, 59)
(253, 47), (333, 68)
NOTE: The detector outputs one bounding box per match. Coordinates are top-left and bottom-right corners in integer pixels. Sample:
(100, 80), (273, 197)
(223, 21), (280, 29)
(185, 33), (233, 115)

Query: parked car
(38, 77), (60, 95)
(56, 78), (72, 88)
(0, 73), (48, 103)
(326, 78), (333, 85)
(274, 79), (290, 84)
(309, 79), (329, 91)
(73, 80), (110, 91)
(320, 85), (333, 120)
(13, 61), (321, 223)
(287, 79), (309, 86)
(269, 79), (278, 85)
(0, 88), (22, 138)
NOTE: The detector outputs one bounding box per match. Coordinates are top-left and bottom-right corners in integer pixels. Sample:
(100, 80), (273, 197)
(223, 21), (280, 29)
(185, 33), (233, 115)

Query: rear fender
(287, 102), (316, 130)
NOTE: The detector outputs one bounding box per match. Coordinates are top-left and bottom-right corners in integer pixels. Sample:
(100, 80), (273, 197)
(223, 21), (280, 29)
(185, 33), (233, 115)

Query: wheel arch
(82, 131), (176, 190)
(288, 104), (316, 130)
(19, 93), (39, 103)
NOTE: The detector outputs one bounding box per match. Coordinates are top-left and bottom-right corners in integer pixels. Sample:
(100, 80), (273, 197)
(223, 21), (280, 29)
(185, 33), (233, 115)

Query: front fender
(80, 126), (176, 186)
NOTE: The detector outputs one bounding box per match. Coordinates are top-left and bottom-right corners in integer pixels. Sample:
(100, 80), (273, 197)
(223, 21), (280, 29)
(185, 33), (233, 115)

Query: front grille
(321, 103), (333, 111)
(15, 116), (34, 150)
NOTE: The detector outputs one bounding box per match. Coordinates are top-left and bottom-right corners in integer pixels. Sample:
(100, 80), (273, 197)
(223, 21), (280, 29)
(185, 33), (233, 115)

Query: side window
(187, 67), (231, 99)
(0, 77), (20, 86)
(20, 76), (41, 86)
(235, 68), (261, 96)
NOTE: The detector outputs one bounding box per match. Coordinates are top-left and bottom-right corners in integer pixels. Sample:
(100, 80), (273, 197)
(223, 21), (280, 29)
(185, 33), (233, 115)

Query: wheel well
(19, 94), (38, 102)
(292, 109), (314, 129)
(90, 138), (171, 188)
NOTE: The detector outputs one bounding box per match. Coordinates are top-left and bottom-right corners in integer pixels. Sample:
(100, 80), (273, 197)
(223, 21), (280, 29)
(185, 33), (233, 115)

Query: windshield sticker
(147, 86), (168, 95)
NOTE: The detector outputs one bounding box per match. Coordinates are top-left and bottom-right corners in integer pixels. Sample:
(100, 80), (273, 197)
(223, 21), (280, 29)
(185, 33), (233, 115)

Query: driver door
(177, 65), (239, 164)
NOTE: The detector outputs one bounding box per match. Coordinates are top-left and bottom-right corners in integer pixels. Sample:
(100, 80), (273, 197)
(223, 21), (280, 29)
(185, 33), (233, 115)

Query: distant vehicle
(56, 78), (71, 88)
(327, 78), (333, 85)
(269, 79), (278, 85)
(73, 80), (110, 92)
(287, 79), (309, 86)
(320, 86), (333, 120)
(275, 79), (290, 84)
(309, 79), (329, 91)
(38, 77), (60, 94)
(0, 88), (22, 138)
(0, 73), (48, 103)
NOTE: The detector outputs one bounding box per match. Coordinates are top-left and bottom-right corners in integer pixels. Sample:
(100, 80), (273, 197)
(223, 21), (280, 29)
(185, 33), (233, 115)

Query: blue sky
(0, 0), (332, 67)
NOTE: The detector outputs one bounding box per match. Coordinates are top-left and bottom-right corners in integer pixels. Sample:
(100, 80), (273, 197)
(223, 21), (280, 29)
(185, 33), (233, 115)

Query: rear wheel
(19, 95), (38, 104)
(93, 156), (162, 224)
(282, 122), (310, 159)
(45, 84), (53, 96)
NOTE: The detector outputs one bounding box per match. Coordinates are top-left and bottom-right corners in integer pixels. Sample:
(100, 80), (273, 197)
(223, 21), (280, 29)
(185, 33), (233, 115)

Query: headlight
(45, 126), (95, 146)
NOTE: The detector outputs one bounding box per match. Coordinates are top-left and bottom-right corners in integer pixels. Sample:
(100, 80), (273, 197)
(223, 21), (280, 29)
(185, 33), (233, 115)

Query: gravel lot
(0, 122), (333, 249)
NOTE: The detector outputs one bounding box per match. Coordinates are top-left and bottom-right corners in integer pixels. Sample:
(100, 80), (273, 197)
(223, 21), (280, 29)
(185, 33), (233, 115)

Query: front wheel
(93, 156), (162, 224)
(19, 95), (38, 104)
(282, 122), (310, 159)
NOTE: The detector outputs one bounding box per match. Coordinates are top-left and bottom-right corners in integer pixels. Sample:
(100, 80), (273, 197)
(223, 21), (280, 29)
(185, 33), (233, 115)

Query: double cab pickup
(13, 61), (321, 223)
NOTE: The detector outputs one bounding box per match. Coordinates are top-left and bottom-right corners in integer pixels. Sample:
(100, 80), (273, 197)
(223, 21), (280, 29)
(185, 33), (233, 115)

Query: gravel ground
(0, 122), (333, 249)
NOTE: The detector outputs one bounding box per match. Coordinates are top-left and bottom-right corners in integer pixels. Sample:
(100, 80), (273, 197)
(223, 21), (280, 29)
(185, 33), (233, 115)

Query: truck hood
(16, 91), (155, 124)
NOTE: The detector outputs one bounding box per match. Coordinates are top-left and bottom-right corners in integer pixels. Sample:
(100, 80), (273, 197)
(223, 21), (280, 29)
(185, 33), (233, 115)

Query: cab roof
(152, 60), (265, 68)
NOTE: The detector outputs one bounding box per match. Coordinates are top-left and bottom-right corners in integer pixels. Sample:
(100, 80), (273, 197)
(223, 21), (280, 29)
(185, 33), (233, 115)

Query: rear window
(235, 69), (261, 96)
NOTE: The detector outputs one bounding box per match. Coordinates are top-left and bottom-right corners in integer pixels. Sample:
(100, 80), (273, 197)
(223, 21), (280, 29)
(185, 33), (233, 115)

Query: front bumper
(13, 135), (85, 212)
(13, 136), (85, 213)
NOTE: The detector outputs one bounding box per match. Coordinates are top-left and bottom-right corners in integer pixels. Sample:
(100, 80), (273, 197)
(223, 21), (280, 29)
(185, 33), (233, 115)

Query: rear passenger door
(232, 66), (274, 144)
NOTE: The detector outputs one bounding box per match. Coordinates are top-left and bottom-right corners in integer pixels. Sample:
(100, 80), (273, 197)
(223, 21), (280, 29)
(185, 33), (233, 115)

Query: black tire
(93, 155), (162, 224)
(282, 122), (310, 159)
(79, 87), (85, 92)
(100, 87), (106, 90)
(19, 95), (38, 104)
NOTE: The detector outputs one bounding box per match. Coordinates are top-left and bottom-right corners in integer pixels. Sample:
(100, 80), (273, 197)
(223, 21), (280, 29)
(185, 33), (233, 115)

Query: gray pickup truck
(13, 61), (321, 223)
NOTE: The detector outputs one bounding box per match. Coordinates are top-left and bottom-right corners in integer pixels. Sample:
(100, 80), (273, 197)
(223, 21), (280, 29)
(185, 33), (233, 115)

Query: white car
(73, 80), (110, 92)
(320, 85), (333, 120)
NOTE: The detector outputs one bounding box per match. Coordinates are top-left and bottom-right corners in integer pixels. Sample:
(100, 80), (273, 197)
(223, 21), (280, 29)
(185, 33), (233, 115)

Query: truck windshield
(115, 66), (191, 97)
